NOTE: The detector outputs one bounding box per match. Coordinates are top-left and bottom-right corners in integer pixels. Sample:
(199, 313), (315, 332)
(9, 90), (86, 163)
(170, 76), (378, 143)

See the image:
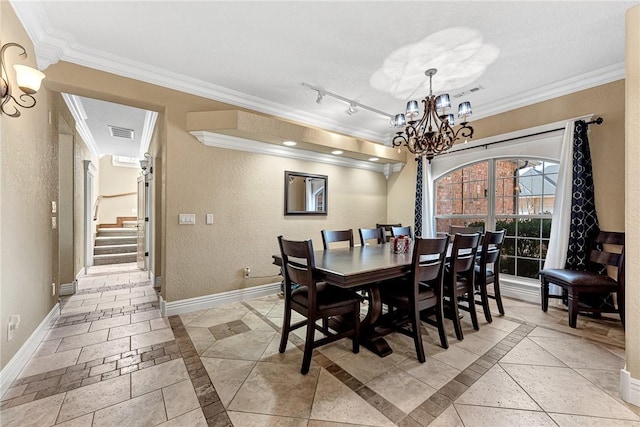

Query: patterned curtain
(563, 120), (605, 307)
(414, 156), (423, 238)
(564, 120), (600, 270)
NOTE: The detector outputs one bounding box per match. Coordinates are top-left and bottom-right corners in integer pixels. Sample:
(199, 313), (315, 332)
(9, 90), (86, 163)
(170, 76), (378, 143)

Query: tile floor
(1, 263), (638, 426)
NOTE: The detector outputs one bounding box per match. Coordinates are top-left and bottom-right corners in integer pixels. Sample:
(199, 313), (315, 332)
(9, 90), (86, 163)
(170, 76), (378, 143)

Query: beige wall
(0, 2), (58, 369)
(97, 156), (139, 225)
(625, 4), (639, 381)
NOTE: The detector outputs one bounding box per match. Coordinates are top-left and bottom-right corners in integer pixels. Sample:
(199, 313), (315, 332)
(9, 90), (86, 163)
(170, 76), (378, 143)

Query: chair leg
(279, 304), (292, 353)
(478, 283), (493, 323)
(434, 305), (449, 349)
(301, 317), (316, 375)
(493, 279), (505, 316)
(467, 292), (480, 331)
(410, 304), (425, 363)
(352, 304), (360, 354)
(567, 291), (579, 329)
(450, 295), (464, 341)
(541, 279), (549, 312)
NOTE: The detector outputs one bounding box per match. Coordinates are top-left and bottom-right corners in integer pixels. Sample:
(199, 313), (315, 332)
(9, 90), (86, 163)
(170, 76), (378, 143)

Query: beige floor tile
(242, 311), (276, 331)
(178, 309), (208, 326)
(162, 379), (200, 419)
(79, 296), (116, 306)
(1, 384), (27, 401)
(229, 362), (319, 418)
(529, 336), (626, 370)
(32, 338), (61, 357)
(244, 297), (280, 316)
(130, 309), (161, 323)
(260, 334), (307, 365)
(54, 413), (94, 426)
(61, 305), (98, 316)
(92, 389), (166, 427)
(156, 408), (207, 426)
(201, 357), (257, 407)
(186, 305), (250, 328)
(130, 295), (158, 305)
(57, 374), (130, 423)
(185, 326), (216, 355)
(108, 321), (151, 340)
(574, 368), (623, 400)
(549, 413), (640, 426)
(227, 411), (309, 426)
(472, 324), (510, 343)
(367, 366), (437, 413)
(452, 333), (496, 356)
(502, 364), (640, 420)
(310, 369), (395, 427)
(456, 364), (542, 410)
(44, 323), (91, 341)
(96, 300), (130, 311)
(88, 315), (131, 332)
(19, 348), (81, 378)
(308, 422), (384, 427)
(58, 329), (109, 352)
(398, 355), (461, 390)
(483, 317), (520, 333)
(130, 328), (175, 349)
(150, 317), (170, 330)
(0, 393), (64, 427)
(526, 325), (574, 338)
(432, 344), (479, 371)
(77, 337), (130, 364)
(335, 345), (407, 384)
(429, 405), (464, 427)
(131, 358), (189, 398)
(500, 337), (566, 367)
(201, 330), (275, 360)
(454, 403), (557, 426)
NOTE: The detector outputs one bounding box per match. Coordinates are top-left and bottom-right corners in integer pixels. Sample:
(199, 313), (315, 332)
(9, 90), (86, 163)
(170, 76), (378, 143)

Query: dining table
(272, 244), (414, 357)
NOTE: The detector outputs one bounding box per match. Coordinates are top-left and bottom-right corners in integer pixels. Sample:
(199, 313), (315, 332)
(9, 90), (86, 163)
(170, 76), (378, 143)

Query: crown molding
(139, 111), (159, 158)
(61, 93), (101, 158)
(190, 131), (405, 175)
(12, 1), (625, 142)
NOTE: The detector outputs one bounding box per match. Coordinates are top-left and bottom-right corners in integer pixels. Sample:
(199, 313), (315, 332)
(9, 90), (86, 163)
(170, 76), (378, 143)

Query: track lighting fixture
(302, 82), (393, 120)
(347, 103), (358, 115)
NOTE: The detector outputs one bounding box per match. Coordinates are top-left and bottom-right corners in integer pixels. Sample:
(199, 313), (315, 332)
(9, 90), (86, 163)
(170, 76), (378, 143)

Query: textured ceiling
(11, 1), (638, 157)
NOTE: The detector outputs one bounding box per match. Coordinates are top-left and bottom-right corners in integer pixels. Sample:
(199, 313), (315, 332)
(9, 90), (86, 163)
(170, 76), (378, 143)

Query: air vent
(452, 85), (484, 98)
(108, 125), (135, 139)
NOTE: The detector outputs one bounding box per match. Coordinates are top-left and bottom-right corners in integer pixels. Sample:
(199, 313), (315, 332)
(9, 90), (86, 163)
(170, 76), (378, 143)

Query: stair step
(93, 253), (137, 266)
(94, 244), (137, 255)
(95, 236), (137, 246)
(122, 220), (138, 228)
(97, 227), (137, 237)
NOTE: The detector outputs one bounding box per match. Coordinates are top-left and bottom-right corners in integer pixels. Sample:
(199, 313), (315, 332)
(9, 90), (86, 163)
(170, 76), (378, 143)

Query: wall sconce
(1, 42), (46, 118)
(140, 152), (153, 176)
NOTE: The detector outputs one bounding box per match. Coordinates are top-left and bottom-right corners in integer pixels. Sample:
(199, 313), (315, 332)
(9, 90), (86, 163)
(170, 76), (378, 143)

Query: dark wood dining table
(272, 244), (414, 357)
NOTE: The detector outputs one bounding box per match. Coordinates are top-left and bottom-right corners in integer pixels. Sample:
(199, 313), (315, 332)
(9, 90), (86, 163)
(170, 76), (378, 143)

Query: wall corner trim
(621, 367), (640, 407)
(0, 303), (60, 397)
(164, 282), (281, 317)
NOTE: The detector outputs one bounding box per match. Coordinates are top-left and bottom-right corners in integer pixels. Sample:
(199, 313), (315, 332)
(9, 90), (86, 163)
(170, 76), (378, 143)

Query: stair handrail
(93, 192), (137, 221)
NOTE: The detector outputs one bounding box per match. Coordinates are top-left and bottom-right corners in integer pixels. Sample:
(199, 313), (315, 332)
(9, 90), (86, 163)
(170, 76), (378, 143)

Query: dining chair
(321, 229), (354, 250)
(391, 225), (413, 238)
(539, 231), (625, 328)
(474, 229), (506, 323)
(277, 236), (361, 374)
(449, 225), (484, 235)
(358, 227), (385, 246)
(444, 232), (481, 340)
(376, 223), (401, 242)
(380, 236), (450, 362)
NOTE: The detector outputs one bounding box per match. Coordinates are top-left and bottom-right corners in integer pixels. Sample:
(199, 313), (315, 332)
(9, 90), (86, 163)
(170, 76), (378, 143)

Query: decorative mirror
(284, 171), (327, 215)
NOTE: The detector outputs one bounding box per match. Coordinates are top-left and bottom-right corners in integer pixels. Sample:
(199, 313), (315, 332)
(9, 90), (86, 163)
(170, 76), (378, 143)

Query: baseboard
(154, 276), (162, 289)
(0, 303), (60, 397)
(75, 267), (85, 280)
(162, 282), (281, 317)
(499, 277), (540, 304)
(621, 367), (640, 407)
(59, 281), (76, 296)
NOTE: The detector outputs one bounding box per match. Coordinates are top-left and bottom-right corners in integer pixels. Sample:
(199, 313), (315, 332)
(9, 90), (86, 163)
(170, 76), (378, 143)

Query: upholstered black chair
(474, 230), (506, 323)
(444, 232), (481, 340)
(321, 229), (354, 250)
(358, 227), (385, 246)
(277, 236), (360, 374)
(391, 226), (413, 238)
(539, 231), (625, 328)
(380, 236), (450, 362)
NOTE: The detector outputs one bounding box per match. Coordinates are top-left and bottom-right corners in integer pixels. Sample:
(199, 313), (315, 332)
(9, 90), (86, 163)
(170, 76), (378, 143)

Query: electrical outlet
(243, 267), (250, 278)
(51, 282), (56, 296)
(7, 315), (20, 341)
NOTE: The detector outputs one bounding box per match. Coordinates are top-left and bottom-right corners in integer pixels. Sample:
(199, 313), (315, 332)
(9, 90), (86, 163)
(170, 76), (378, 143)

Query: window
(435, 158), (558, 279)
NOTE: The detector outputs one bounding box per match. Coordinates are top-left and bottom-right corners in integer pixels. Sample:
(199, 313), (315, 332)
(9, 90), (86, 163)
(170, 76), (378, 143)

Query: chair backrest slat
(412, 236), (449, 293)
(479, 230), (506, 266)
(278, 236), (316, 300)
(359, 227), (385, 246)
(391, 226), (413, 238)
(451, 233), (481, 280)
(321, 229), (354, 250)
(589, 231), (625, 285)
(449, 225), (484, 235)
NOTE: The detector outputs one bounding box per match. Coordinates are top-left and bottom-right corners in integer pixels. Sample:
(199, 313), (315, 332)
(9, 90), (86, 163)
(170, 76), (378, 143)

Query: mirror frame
(284, 171), (328, 216)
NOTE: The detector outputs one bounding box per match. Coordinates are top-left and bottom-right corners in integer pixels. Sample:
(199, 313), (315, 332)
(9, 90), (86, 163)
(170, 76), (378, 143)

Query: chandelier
(392, 68), (474, 162)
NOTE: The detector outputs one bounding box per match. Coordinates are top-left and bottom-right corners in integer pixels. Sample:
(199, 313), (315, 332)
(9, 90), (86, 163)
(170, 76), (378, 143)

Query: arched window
(435, 158), (558, 279)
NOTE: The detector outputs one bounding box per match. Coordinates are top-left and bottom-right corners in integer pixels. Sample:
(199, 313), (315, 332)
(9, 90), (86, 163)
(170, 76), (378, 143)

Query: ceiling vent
(108, 125), (135, 139)
(452, 85), (484, 98)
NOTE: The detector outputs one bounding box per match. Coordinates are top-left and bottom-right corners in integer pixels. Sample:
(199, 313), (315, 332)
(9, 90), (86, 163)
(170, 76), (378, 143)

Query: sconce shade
(13, 65), (45, 94)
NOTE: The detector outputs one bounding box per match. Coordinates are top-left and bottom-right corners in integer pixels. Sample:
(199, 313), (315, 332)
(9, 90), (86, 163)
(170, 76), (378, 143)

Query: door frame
(84, 160), (97, 272)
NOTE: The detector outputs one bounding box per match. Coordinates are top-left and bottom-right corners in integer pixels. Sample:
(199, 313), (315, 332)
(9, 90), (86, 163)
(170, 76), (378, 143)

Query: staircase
(93, 220), (138, 265)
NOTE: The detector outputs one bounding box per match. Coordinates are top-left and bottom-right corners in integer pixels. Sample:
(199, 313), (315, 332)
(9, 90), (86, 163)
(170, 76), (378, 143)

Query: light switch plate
(206, 214), (213, 224)
(51, 217), (57, 229)
(179, 214), (196, 225)
(51, 201), (57, 213)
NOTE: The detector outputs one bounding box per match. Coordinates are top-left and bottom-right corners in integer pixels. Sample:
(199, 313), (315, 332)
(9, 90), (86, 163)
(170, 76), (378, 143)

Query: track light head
(346, 103), (358, 115)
